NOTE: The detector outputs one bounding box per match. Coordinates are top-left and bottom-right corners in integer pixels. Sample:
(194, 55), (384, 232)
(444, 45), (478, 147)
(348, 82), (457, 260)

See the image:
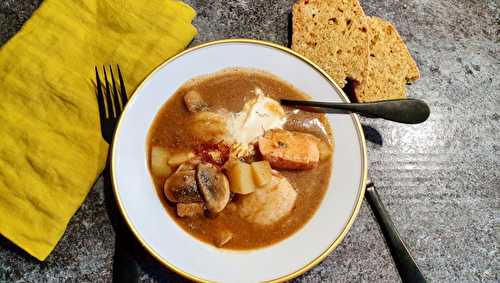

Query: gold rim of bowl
(111, 38), (368, 283)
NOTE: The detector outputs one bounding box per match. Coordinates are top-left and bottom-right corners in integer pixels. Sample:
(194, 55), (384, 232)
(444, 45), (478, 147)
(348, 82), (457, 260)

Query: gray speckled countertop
(1, 0), (499, 282)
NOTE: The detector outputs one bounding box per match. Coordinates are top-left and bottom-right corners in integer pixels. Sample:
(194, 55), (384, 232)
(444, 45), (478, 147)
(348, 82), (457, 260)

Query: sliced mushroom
(184, 90), (208, 112)
(196, 163), (230, 214)
(163, 169), (203, 203)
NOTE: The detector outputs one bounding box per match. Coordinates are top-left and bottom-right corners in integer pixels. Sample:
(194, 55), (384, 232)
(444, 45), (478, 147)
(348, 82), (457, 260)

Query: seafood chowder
(148, 68), (334, 249)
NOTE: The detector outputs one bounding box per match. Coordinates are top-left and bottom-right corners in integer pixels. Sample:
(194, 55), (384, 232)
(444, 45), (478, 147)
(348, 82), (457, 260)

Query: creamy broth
(148, 69), (334, 249)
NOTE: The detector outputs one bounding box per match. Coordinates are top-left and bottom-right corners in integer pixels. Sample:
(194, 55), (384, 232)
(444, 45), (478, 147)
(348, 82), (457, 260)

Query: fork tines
(95, 65), (128, 119)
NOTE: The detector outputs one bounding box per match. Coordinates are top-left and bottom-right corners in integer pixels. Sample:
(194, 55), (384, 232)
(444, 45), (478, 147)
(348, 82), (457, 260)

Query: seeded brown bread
(291, 0), (370, 88)
(354, 17), (420, 102)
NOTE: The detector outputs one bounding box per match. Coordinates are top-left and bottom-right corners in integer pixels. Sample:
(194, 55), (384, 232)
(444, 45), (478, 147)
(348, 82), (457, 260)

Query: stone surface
(1, 0), (499, 282)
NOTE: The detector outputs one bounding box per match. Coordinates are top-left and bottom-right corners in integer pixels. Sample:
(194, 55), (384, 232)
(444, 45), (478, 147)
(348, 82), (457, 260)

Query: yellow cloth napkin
(0, 0), (196, 261)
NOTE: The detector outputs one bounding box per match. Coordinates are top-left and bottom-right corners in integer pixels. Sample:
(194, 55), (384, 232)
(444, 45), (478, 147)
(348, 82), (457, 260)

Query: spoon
(280, 98), (430, 124)
(365, 180), (427, 283)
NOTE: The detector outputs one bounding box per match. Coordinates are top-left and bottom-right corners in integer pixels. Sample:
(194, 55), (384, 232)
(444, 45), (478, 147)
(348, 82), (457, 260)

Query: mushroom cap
(164, 169), (203, 203)
(196, 163), (230, 214)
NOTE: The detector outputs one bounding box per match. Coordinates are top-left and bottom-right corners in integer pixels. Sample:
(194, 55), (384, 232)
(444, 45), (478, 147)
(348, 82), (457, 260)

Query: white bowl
(112, 39), (367, 283)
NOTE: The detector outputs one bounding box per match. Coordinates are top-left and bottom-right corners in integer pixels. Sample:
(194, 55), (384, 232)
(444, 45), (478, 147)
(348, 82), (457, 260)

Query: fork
(95, 65), (128, 143)
(95, 65), (139, 283)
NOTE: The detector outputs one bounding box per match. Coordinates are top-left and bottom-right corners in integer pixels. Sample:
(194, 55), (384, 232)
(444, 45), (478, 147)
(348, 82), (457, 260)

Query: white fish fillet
(236, 174), (297, 225)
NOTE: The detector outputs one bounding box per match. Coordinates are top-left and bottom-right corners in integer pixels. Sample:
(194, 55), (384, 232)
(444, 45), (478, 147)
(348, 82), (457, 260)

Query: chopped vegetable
(317, 139), (333, 161)
(177, 203), (205, 218)
(251, 161), (272, 187)
(213, 229), (233, 247)
(225, 160), (255, 194)
(176, 160), (198, 172)
(151, 146), (172, 177)
(168, 151), (195, 167)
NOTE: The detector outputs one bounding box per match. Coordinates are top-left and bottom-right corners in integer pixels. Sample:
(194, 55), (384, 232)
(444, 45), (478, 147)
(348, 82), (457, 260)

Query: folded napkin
(0, 0), (196, 261)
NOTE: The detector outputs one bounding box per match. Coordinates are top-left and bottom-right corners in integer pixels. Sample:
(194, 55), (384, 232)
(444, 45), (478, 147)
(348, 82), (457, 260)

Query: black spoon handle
(103, 166), (140, 283)
(280, 98), (430, 124)
(113, 236), (140, 283)
(365, 182), (427, 283)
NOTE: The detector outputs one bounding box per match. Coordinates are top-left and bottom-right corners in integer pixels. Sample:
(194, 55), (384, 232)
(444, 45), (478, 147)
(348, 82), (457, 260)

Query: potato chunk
(151, 146), (172, 177)
(251, 161), (272, 187)
(168, 151), (195, 167)
(225, 160), (255, 194)
(317, 139), (333, 161)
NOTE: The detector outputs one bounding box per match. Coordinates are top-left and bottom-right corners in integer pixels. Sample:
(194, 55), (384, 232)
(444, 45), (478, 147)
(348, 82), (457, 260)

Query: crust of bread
(291, 0), (370, 88)
(354, 17), (420, 102)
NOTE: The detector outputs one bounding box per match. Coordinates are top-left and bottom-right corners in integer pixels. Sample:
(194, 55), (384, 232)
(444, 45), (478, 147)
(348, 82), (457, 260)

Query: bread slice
(354, 17), (420, 102)
(291, 0), (370, 88)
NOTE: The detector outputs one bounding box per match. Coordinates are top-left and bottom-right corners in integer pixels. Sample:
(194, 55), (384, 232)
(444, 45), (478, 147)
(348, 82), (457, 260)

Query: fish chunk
(258, 129), (320, 170)
(191, 112), (230, 143)
(236, 174), (297, 225)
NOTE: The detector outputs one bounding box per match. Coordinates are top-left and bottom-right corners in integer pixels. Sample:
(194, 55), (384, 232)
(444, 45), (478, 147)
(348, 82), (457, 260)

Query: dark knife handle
(365, 182), (427, 283)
